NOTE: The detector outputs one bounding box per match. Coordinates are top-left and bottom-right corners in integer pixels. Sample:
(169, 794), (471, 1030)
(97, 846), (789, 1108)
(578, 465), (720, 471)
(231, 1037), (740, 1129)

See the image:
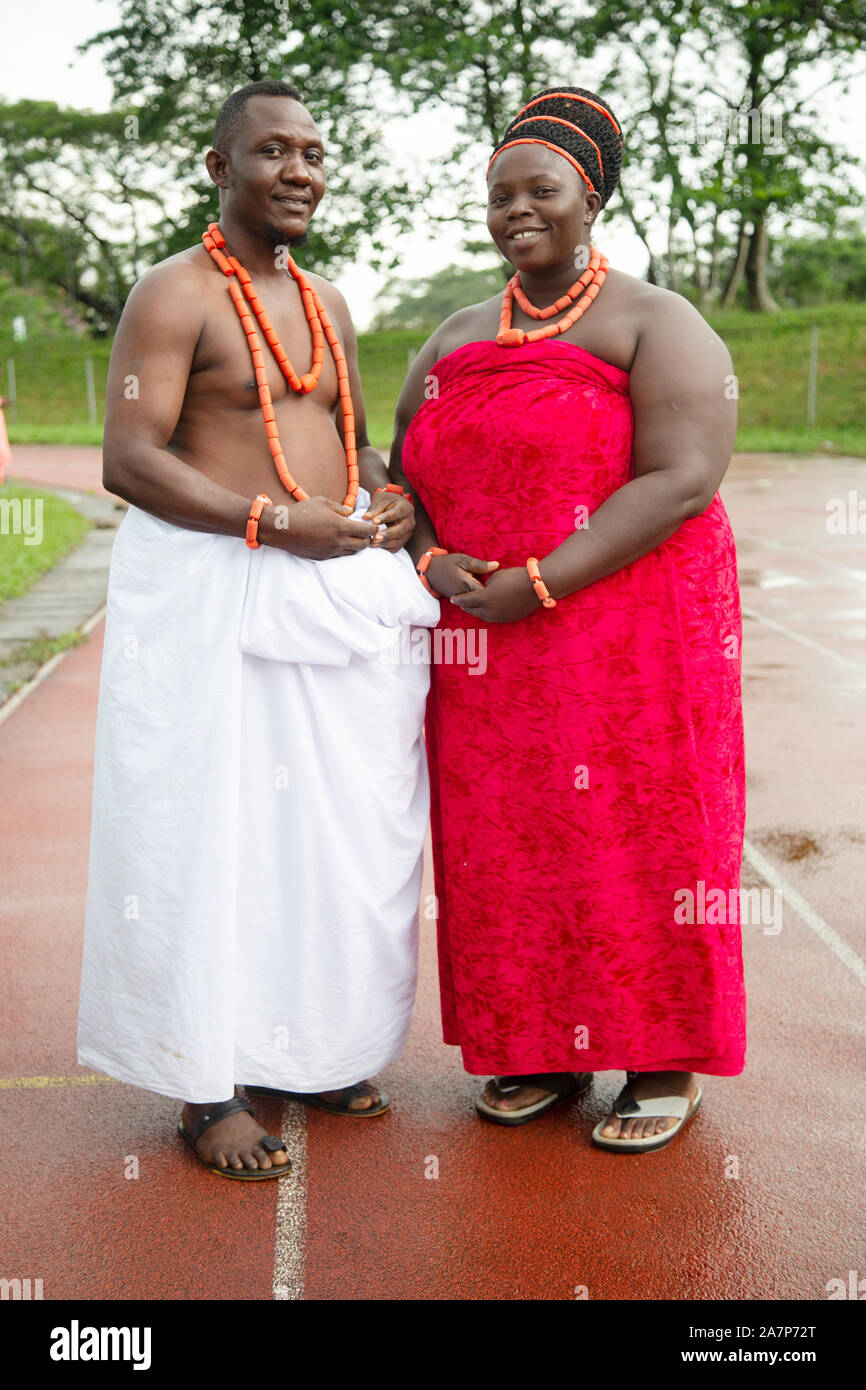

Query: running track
(1, 447), (864, 1300)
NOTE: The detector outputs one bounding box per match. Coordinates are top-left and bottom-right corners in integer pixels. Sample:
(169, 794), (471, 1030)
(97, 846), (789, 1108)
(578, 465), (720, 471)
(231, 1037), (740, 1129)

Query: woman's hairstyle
(487, 87), (623, 207)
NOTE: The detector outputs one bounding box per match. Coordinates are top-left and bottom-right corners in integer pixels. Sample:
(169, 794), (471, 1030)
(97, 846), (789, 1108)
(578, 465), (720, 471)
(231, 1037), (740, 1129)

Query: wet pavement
(1, 448), (864, 1301)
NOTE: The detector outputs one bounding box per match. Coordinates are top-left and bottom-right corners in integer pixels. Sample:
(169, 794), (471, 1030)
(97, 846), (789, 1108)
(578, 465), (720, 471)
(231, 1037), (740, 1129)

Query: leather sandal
(591, 1081), (703, 1153)
(178, 1095), (292, 1179)
(247, 1080), (390, 1117)
(475, 1071), (593, 1126)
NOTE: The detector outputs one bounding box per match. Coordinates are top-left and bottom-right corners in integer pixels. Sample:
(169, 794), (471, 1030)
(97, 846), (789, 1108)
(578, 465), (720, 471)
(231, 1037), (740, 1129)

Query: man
(77, 80), (438, 1179)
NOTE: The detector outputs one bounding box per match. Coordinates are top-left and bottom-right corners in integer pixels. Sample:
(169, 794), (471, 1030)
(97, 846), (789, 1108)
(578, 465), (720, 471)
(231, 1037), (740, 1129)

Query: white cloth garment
(77, 489), (440, 1102)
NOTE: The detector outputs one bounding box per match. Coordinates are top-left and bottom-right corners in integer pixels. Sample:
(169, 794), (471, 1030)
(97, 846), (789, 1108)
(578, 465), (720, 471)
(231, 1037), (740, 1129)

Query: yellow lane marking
(0, 1073), (117, 1090)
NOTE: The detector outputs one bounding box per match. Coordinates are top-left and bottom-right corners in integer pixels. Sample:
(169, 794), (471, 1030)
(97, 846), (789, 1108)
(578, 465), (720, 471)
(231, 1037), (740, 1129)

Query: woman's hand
(449, 565), (541, 623)
(427, 552), (500, 598)
(362, 491), (416, 552)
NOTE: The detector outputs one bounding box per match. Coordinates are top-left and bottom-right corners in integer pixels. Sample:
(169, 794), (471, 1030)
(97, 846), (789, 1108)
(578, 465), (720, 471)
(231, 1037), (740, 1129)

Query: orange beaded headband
(486, 137), (595, 193)
(514, 91), (622, 140)
(509, 114), (605, 182)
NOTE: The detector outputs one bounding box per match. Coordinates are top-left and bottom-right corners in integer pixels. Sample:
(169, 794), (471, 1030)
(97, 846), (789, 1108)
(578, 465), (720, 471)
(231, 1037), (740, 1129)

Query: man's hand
(267, 496), (377, 559)
(426, 552), (500, 598)
(449, 565), (541, 623)
(362, 491), (416, 552)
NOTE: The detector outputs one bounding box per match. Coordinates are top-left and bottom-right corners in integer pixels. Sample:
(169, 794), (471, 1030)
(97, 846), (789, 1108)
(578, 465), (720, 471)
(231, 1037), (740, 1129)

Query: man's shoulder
(129, 245), (214, 304)
(300, 269), (353, 331)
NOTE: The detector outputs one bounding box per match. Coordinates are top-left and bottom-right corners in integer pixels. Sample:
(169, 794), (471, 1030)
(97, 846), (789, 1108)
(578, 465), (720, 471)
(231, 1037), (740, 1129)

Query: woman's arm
(453, 293), (737, 620)
(388, 322), (501, 593)
(387, 332), (447, 565)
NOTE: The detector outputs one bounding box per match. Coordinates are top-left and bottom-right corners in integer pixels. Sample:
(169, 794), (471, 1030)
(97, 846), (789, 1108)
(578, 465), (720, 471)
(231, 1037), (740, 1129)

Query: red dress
(401, 339), (747, 1077)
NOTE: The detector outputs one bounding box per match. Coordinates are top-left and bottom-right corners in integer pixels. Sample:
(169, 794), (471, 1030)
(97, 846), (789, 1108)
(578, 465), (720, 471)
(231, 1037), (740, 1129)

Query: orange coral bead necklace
(496, 243), (609, 346)
(201, 221), (358, 508)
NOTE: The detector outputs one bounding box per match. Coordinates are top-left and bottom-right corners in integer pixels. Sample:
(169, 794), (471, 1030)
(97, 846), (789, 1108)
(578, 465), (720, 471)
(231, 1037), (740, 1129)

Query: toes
(601, 1114), (621, 1138)
(239, 1150), (259, 1170)
(253, 1146), (273, 1169)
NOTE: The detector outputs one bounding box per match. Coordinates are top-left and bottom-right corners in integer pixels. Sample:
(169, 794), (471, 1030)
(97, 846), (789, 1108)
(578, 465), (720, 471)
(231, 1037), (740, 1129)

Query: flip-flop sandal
(591, 1082), (703, 1153)
(247, 1081), (390, 1117)
(178, 1095), (292, 1179)
(475, 1071), (593, 1126)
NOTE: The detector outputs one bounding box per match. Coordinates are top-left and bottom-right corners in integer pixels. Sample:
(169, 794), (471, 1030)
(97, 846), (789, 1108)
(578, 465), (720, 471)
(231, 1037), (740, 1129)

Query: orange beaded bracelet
(246, 493), (272, 549)
(526, 556), (556, 608)
(417, 547), (448, 597)
(373, 483), (414, 505)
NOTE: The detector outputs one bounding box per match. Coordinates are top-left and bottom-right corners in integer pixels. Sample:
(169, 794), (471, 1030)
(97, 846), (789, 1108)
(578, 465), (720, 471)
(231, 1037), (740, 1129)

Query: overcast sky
(2, 0), (864, 329)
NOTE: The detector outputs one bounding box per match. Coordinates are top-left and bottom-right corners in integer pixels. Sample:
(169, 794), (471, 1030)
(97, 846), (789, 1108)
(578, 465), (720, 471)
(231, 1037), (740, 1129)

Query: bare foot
(599, 1070), (699, 1141)
(181, 1100), (290, 1172)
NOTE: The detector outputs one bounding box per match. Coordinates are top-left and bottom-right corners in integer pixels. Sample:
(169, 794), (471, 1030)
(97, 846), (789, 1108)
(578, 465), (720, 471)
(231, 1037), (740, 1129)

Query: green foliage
(371, 263), (508, 330)
(768, 227), (866, 306)
(0, 482), (90, 601)
(80, 0), (426, 279)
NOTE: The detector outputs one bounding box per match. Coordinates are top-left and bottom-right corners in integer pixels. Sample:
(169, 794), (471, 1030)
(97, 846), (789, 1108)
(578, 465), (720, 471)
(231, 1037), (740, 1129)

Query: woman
(390, 87), (746, 1152)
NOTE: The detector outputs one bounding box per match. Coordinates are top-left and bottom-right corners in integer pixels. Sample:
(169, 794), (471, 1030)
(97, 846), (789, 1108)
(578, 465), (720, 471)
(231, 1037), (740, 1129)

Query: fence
(2, 315), (864, 442)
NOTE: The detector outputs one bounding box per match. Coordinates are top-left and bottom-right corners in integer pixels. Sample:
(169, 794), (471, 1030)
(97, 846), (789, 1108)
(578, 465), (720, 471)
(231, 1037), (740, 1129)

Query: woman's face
(486, 143), (600, 272)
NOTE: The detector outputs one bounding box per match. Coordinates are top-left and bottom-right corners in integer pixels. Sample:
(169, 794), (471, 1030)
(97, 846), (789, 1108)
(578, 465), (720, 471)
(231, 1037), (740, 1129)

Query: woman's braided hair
(488, 87), (623, 208)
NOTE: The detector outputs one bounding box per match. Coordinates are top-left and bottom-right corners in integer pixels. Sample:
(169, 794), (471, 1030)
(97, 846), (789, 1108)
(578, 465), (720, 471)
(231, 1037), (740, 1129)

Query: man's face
(215, 96), (326, 245)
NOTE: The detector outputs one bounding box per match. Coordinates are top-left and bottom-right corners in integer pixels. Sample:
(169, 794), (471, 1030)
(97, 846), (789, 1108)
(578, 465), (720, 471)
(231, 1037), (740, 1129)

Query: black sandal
(476, 1071), (593, 1126)
(178, 1095), (292, 1179)
(248, 1080), (390, 1117)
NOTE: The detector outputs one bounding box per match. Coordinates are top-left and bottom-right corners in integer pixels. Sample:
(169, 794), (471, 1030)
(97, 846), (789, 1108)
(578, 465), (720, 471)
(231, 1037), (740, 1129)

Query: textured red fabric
(402, 339), (747, 1077)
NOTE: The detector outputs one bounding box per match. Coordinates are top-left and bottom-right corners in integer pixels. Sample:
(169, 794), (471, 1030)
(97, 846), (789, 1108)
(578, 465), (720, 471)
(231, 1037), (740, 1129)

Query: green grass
(0, 483), (90, 602)
(705, 303), (866, 455)
(356, 331), (426, 450)
(4, 303), (864, 457)
(0, 627), (88, 671)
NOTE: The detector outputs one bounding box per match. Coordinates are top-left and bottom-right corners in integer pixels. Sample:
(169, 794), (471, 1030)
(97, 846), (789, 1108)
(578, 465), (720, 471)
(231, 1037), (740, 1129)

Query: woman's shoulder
(427, 294), (503, 364)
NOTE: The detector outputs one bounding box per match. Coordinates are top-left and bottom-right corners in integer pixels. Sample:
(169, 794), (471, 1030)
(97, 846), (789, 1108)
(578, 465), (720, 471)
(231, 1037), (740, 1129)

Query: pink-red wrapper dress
(401, 338), (747, 1077)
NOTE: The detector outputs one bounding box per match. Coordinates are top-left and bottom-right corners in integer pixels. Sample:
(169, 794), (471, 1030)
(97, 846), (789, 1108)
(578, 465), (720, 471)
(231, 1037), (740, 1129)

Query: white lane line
(0, 604), (106, 727)
(272, 1100), (307, 1300)
(743, 837), (866, 989)
(741, 604), (866, 676)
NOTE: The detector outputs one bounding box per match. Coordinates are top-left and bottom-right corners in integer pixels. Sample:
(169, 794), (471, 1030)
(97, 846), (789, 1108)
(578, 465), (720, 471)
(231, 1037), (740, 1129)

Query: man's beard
(263, 221), (309, 249)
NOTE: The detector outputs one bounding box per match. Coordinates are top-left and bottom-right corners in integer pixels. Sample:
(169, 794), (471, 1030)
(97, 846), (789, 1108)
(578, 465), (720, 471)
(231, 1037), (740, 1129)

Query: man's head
(206, 81), (326, 246)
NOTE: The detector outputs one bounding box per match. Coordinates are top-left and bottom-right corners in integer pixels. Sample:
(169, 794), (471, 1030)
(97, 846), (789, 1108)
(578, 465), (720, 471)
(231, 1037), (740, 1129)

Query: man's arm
(324, 280), (415, 550)
(102, 260), (256, 540)
(324, 283), (390, 497)
(103, 261), (376, 557)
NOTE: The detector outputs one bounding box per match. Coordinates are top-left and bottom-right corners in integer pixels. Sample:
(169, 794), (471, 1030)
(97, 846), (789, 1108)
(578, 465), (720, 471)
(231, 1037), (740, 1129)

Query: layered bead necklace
(496, 243), (609, 346)
(201, 221), (358, 508)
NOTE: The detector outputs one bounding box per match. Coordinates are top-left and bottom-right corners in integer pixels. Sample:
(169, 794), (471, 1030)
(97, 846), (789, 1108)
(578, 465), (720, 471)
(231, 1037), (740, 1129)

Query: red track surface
(1, 447), (865, 1300)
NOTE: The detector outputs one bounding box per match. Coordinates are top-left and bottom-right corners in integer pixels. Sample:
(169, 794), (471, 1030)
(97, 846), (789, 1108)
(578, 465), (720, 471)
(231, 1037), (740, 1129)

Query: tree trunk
(744, 210), (779, 311)
(721, 216), (750, 307)
(616, 181), (660, 284)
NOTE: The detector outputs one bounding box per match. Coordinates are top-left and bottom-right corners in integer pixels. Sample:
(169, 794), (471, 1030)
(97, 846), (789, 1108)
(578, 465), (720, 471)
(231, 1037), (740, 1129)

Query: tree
(371, 261), (507, 330)
(582, 0), (866, 309)
(0, 100), (180, 330)
(80, 0), (424, 278)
